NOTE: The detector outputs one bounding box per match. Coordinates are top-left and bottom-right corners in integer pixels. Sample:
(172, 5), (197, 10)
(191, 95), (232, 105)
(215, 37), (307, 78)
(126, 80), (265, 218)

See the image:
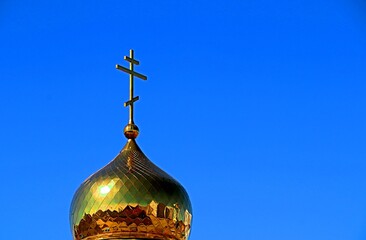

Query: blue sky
(1, 0), (366, 239)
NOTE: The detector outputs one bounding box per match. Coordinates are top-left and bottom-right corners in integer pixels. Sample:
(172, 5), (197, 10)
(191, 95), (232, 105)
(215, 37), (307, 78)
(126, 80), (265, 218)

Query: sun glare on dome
(100, 186), (111, 195)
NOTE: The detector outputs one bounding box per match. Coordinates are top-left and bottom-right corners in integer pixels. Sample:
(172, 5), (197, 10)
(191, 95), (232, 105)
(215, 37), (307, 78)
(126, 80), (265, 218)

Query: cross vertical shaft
(129, 49), (134, 124)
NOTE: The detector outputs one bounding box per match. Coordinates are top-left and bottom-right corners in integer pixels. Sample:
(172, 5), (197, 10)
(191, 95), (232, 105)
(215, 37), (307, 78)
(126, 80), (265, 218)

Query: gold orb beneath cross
(124, 123), (139, 139)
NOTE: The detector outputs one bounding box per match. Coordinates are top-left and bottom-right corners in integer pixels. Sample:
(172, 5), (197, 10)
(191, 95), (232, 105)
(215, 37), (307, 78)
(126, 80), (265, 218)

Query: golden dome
(69, 50), (193, 240)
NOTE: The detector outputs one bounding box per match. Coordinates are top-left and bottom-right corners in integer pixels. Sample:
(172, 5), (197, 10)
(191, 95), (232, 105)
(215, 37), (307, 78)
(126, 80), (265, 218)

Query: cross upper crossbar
(124, 56), (140, 65)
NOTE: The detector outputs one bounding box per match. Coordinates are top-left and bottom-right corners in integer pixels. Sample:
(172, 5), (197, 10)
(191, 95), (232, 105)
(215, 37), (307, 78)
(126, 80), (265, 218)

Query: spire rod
(116, 49), (147, 139)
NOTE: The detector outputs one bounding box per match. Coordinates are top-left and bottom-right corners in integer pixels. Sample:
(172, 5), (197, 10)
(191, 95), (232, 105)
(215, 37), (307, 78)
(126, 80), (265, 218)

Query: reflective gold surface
(70, 139), (192, 239)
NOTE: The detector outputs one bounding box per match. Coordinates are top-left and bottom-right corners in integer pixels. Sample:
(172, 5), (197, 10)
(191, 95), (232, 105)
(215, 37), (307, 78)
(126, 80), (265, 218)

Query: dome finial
(116, 49), (147, 139)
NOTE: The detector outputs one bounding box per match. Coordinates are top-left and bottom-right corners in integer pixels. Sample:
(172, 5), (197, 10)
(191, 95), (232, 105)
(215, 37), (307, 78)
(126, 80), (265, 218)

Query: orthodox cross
(116, 49), (147, 124)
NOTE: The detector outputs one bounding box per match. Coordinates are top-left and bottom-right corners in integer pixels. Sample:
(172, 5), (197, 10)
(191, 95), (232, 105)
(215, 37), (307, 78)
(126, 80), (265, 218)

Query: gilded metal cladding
(70, 139), (192, 240)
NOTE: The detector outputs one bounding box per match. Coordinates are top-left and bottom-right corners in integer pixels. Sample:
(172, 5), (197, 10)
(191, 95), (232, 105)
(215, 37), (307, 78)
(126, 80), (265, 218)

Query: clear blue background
(1, 0), (366, 239)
